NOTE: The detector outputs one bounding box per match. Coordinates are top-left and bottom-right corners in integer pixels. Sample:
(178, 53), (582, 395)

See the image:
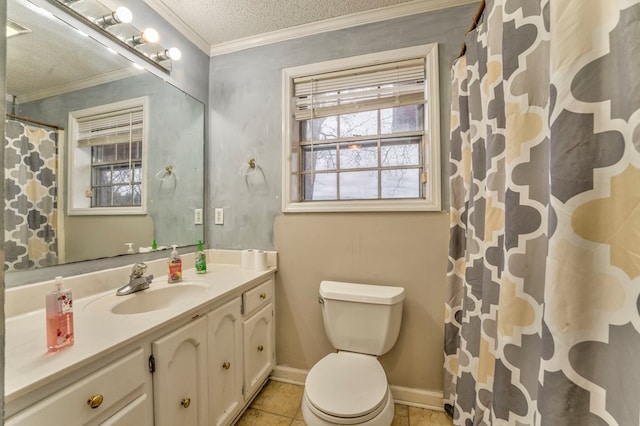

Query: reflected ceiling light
(151, 47), (182, 61)
(7, 19), (31, 38)
(128, 28), (159, 45)
(95, 6), (133, 27)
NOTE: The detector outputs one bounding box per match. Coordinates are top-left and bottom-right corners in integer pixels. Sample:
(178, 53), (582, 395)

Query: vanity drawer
(6, 348), (146, 426)
(243, 279), (274, 316)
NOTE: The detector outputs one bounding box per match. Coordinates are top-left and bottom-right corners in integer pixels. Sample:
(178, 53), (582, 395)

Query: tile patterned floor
(235, 380), (453, 426)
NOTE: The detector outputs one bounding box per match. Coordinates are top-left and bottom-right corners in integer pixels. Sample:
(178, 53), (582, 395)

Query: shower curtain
(444, 0), (640, 424)
(4, 118), (60, 271)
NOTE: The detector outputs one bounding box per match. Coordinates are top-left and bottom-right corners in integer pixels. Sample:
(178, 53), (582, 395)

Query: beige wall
(64, 216), (154, 263)
(273, 211), (449, 392)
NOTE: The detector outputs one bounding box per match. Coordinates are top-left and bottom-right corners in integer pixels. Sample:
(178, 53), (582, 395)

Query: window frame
(281, 44), (441, 213)
(67, 97), (149, 216)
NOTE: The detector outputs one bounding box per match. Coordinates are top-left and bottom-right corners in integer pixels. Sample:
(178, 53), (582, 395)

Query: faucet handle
(131, 262), (148, 278)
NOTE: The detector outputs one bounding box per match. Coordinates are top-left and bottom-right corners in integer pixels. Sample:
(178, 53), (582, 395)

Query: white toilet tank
(319, 281), (405, 356)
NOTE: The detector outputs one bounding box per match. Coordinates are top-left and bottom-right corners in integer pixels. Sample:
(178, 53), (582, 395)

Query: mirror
(4, 0), (205, 273)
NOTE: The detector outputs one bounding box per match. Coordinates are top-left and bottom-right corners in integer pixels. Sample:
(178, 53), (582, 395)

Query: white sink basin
(86, 282), (208, 315)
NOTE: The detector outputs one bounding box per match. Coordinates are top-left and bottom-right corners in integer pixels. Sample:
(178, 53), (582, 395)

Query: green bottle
(195, 240), (207, 274)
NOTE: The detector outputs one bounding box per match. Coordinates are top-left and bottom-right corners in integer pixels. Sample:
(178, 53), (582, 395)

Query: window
(91, 140), (142, 207)
(68, 97), (148, 215)
(282, 44), (441, 212)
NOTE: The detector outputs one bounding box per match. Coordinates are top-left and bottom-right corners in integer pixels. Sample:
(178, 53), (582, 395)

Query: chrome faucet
(116, 263), (154, 296)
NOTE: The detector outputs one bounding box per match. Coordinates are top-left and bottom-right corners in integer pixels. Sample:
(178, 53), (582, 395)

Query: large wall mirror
(5, 0), (205, 278)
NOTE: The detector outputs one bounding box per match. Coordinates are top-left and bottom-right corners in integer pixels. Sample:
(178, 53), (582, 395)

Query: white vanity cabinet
(5, 270), (276, 426)
(5, 348), (151, 426)
(242, 279), (276, 400)
(151, 317), (208, 426)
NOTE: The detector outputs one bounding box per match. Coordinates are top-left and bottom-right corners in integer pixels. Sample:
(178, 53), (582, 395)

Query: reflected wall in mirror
(5, 0), (204, 272)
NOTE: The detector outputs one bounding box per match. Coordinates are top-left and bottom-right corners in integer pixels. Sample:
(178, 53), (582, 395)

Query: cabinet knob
(259, 292), (267, 299)
(87, 394), (104, 409)
(181, 398), (191, 408)
(222, 361), (231, 369)
(257, 345), (264, 352)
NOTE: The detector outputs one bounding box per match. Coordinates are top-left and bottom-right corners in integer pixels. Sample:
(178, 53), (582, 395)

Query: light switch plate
(214, 208), (224, 225)
(194, 208), (203, 225)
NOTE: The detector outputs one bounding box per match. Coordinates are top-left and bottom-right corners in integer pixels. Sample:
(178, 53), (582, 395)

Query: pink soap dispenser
(46, 276), (75, 352)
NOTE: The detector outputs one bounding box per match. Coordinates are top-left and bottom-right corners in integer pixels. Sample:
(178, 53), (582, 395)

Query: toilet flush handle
(318, 296), (324, 304)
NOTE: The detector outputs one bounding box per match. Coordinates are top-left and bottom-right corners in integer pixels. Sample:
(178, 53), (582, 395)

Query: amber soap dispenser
(168, 244), (183, 283)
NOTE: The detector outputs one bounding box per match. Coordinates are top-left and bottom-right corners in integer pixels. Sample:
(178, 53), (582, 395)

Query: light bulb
(152, 47), (182, 62)
(167, 47), (181, 60)
(95, 6), (132, 27)
(114, 6), (132, 24)
(141, 28), (159, 43)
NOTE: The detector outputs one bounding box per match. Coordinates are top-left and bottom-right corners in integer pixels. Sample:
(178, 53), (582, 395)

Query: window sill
(282, 198), (441, 213)
(67, 206), (147, 216)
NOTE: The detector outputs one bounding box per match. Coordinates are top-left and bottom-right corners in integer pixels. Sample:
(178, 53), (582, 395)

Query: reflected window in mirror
(68, 97), (148, 215)
(91, 141), (142, 207)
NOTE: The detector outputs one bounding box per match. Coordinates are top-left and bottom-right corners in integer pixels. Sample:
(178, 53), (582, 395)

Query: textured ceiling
(7, 0), (474, 101)
(144, 0), (419, 45)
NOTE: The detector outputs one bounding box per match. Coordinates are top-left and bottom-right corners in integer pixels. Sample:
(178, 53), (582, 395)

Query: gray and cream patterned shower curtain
(4, 118), (59, 271)
(445, 0), (640, 424)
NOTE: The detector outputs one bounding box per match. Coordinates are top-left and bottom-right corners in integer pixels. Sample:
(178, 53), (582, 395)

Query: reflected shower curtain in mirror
(445, 0), (640, 424)
(4, 118), (60, 271)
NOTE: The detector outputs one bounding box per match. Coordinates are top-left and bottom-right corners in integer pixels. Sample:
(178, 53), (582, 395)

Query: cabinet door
(243, 303), (275, 399)
(152, 317), (207, 426)
(207, 298), (243, 426)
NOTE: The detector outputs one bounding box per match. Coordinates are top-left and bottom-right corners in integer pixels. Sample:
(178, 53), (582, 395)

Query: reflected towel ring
(156, 164), (177, 188)
(239, 158), (258, 176)
(156, 165), (176, 180)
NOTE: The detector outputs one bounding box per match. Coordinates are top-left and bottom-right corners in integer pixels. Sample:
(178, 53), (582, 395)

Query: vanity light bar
(49, 0), (181, 74)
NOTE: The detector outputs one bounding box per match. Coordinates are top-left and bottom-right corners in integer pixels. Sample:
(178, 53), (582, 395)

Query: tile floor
(236, 380), (453, 426)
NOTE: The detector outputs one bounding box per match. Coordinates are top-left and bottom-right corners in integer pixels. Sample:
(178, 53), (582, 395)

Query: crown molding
(210, 0), (479, 57)
(141, 0), (211, 54)
(14, 69), (142, 105)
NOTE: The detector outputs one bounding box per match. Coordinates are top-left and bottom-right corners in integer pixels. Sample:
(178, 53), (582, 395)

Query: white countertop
(5, 258), (275, 405)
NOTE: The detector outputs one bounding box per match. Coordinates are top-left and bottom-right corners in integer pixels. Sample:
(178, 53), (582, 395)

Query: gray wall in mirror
(207, 5), (476, 250)
(4, 0), (209, 286)
(16, 74), (205, 261)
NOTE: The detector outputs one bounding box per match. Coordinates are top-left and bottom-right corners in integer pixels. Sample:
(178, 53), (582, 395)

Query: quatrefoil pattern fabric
(4, 119), (59, 271)
(445, 0), (640, 424)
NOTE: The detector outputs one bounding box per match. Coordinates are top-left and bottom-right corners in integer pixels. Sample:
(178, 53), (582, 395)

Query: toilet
(302, 280), (405, 426)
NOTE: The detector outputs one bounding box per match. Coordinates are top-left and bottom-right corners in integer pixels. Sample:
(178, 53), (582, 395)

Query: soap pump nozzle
(54, 275), (64, 291)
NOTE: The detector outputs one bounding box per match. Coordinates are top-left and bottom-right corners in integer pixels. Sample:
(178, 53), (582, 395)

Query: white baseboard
(270, 365), (307, 386)
(389, 385), (444, 411)
(270, 365), (444, 411)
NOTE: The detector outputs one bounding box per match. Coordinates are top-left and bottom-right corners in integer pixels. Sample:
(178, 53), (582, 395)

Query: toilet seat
(305, 352), (389, 422)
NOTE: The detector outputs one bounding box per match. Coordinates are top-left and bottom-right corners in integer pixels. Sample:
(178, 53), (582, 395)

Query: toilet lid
(305, 352), (388, 418)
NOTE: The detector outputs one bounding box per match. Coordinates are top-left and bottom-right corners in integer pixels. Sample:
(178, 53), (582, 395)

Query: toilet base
(301, 387), (395, 426)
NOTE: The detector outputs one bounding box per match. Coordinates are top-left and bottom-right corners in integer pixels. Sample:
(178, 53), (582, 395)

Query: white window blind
(293, 58), (426, 121)
(77, 107), (143, 147)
